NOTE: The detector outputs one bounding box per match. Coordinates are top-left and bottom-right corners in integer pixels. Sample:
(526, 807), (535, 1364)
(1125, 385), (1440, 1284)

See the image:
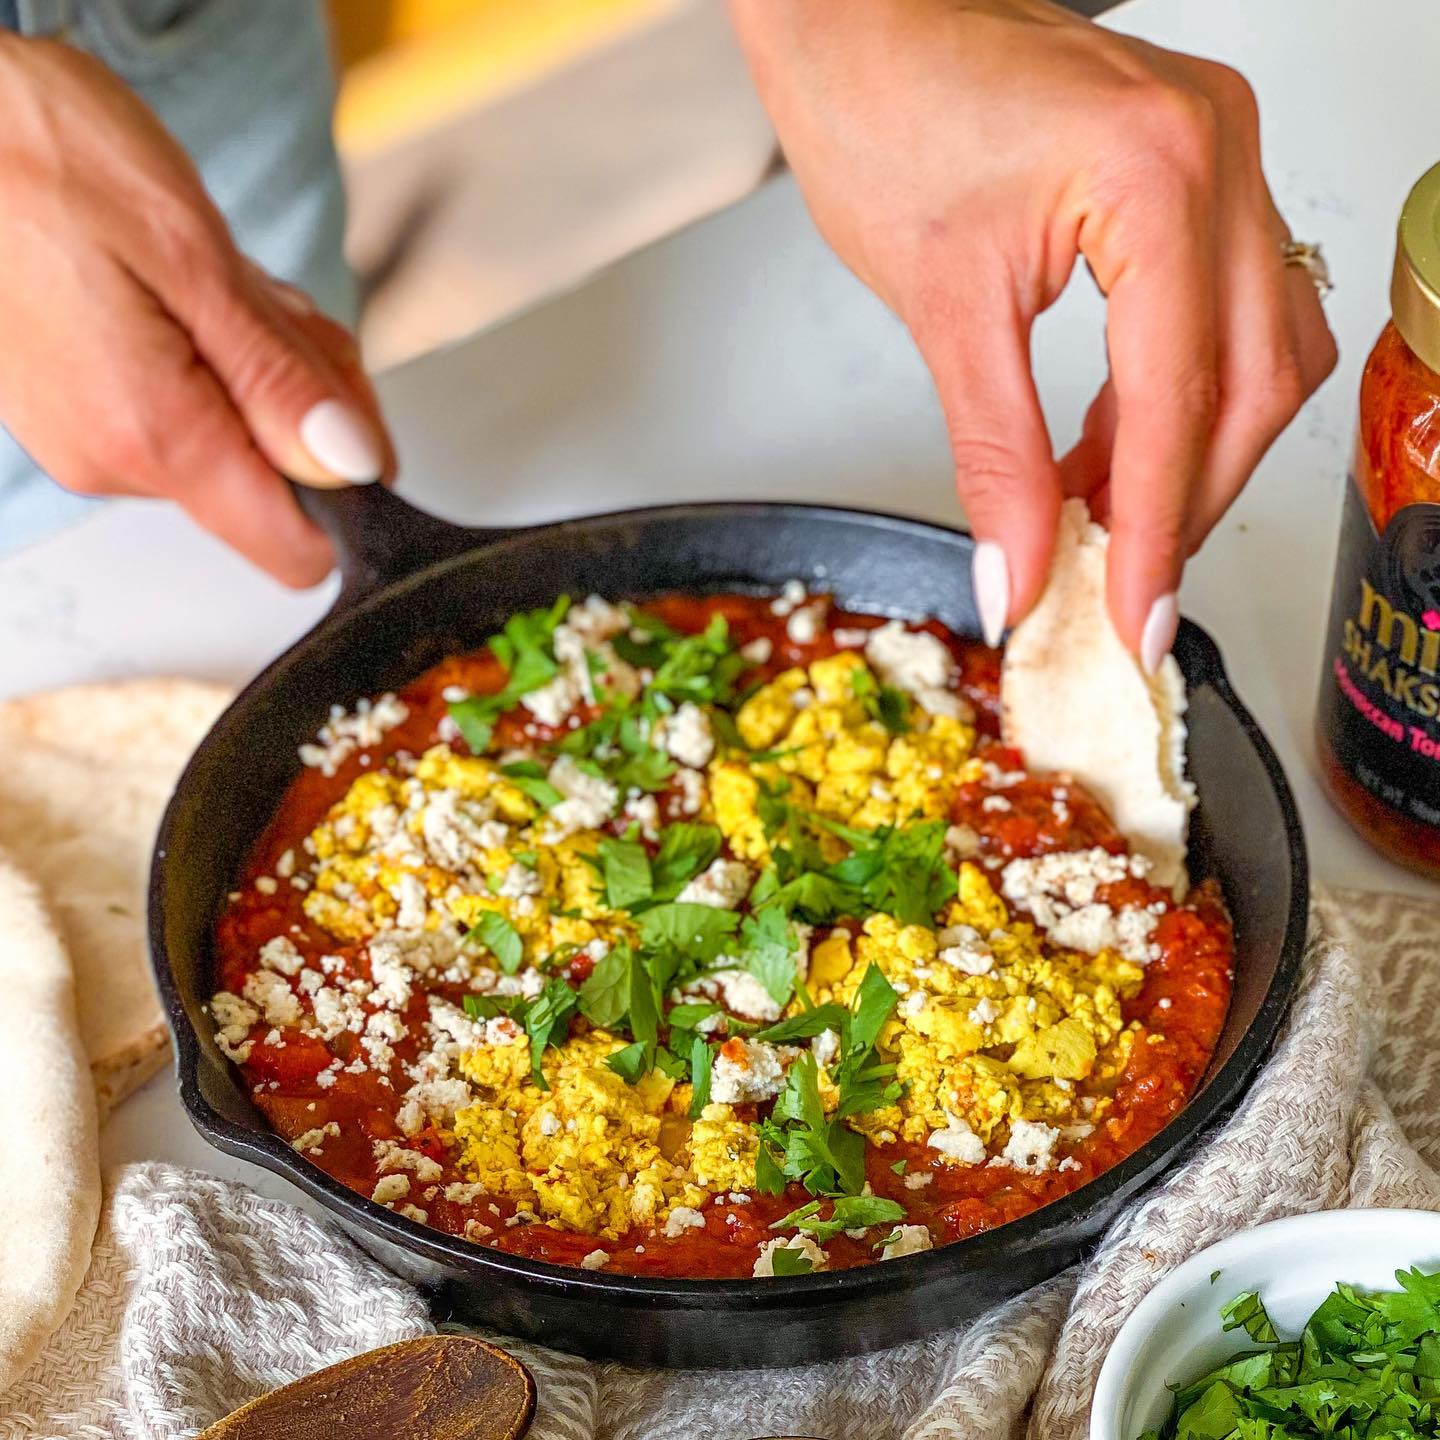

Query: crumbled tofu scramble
(211, 590), (1233, 1279)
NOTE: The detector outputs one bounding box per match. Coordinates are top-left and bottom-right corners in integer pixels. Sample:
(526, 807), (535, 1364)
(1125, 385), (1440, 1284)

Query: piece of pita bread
(0, 851), (100, 1391)
(0, 679), (231, 1113)
(1000, 499), (1195, 890)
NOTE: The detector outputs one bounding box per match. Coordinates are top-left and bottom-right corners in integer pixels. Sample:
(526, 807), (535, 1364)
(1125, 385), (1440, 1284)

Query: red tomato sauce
(213, 594), (1233, 1278)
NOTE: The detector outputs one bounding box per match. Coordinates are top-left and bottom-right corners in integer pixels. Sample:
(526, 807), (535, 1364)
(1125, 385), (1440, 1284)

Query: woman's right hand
(0, 34), (393, 586)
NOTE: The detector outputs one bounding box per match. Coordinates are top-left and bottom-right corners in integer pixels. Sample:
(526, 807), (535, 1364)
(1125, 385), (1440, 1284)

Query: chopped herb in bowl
(1139, 1267), (1440, 1439)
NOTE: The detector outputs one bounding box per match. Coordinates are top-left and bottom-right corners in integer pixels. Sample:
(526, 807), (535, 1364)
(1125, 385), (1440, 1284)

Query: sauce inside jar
(1316, 160), (1440, 876)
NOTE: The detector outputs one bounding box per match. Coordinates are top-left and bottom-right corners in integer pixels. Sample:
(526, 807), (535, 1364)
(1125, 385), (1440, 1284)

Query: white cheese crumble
(709, 1039), (794, 1104)
(544, 754), (619, 835)
(371, 1174), (410, 1206)
(675, 857), (752, 910)
(1000, 847), (1160, 965)
(623, 792), (661, 840)
(879, 1225), (933, 1261)
(770, 580), (808, 617)
(299, 693), (409, 776)
(259, 935), (304, 977)
(580, 1249), (610, 1271)
(374, 1139), (444, 1184)
(785, 601), (825, 645)
(242, 970), (302, 1029)
(674, 766), (706, 815)
(753, 1234), (828, 1277)
(520, 672), (581, 727)
(663, 1206), (707, 1238)
(1001, 1119), (1060, 1173)
(740, 636), (773, 664)
(864, 620), (956, 697)
(927, 1114), (987, 1166)
(656, 701), (715, 769)
(936, 925), (994, 976)
(700, 968), (782, 1023)
(291, 1121), (340, 1155)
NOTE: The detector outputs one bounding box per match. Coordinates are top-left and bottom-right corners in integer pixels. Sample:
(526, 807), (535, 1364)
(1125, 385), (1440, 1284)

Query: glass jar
(1316, 160), (1440, 876)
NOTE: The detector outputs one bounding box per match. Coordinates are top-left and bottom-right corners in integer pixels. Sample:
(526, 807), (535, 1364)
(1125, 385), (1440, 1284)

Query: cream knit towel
(2, 886), (1433, 1440)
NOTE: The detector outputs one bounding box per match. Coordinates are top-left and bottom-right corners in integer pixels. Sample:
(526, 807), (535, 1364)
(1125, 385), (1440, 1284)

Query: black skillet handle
(294, 482), (523, 608)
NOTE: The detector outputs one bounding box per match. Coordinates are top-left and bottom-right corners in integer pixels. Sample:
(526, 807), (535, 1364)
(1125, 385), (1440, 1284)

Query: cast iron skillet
(150, 484), (1308, 1369)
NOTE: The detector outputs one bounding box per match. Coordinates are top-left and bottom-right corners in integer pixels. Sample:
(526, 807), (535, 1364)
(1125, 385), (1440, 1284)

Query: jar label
(1319, 476), (1440, 827)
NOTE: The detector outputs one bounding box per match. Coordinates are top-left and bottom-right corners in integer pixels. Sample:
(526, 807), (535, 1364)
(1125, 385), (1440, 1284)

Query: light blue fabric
(0, 0), (352, 553)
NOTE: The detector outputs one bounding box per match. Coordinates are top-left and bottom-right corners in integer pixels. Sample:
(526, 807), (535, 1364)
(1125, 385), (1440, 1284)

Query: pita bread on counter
(1001, 499), (1195, 890)
(0, 678), (232, 1112)
(0, 852), (100, 1392)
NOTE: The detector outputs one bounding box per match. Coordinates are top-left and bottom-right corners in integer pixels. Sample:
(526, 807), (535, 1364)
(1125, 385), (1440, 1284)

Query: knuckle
(1104, 81), (1219, 195)
(948, 434), (1028, 508)
(1204, 61), (1260, 130)
(143, 201), (233, 291)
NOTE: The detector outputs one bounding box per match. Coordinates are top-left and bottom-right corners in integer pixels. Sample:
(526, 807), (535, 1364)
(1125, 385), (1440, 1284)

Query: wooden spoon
(198, 1335), (535, 1440)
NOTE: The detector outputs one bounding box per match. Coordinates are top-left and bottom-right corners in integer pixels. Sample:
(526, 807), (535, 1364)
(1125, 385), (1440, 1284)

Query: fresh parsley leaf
(443, 598), (572, 753)
(757, 1053), (867, 1196)
(755, 1141), (786, 1197)
(850, 666), (911, 735)
(666, 1001), (723, 1031)
(447, 696), (497, 754)
(688, 1036), (714, 1118)
(464, 910), (524, 974)
(577, 944), (632, 1028)
(1221, 1290), (1280, 1344)
(770, 1194), (905, 1244)
(521, 979), (578, 1089)
(891, 1159), (908, 1176)
(846, 963), (900, 1057)
(636, 903), (740, 963)
(738, 905), (801, 1008)
(605, 1041), (649, 1083)
(597, 835), (653, 909)
(467, 979), (578, 1089)
(754, 1003), (849, 1044)
(650, 823), (723, 899)
(768, 1246), (814, 1277)
(500, 760), (563, 809)
(648, 613), (746, 707)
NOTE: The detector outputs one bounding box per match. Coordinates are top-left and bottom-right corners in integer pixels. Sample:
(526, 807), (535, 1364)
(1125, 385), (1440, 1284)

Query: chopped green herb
(636, 903), (740, 963)
(1220, 1290), (1279, 1344)
(754, 1003), (849, 1044)
(891, 1159), (908, 1176)
(596, 835), (653, 909)
(737, 905), (801, 1009)
(851, 666), (911, 735)
(770, 1194), (906, 1243)
(1139, 1268), (1440, 1440)
(464, 979), (577, 1089)
(768, 1245), (814, 1277)
(688, 1036), (714, 1118)
(500, 760), (563, 809)
(577, 944), (632, 1028)
(463, 910), (524, 974)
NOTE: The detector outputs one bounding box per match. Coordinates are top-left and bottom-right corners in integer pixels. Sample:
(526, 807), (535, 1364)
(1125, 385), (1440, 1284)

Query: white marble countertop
(2, 0), (1436, 1190)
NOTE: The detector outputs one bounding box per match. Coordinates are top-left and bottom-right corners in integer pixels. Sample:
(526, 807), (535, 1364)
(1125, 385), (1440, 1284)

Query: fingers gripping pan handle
(293, 483), (521, 607)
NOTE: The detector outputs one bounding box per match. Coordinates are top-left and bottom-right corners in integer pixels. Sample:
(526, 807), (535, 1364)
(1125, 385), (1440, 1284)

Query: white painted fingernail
(1141, 592), (1180, 675)
(298, 400), (383, 483)
(972, 541), (1010, 649)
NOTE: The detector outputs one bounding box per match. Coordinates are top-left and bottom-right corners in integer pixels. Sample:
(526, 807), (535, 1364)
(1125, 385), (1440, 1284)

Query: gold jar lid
(1393, 160), (1440, 375)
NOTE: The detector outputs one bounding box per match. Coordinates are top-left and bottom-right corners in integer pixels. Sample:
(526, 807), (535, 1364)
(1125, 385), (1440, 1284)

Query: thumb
(173, 262), (387, 488)
(918, 310), (1061, 647)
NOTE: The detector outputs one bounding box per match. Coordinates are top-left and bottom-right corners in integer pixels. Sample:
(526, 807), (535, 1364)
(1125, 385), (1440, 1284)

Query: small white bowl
(1090, 1208), (1440, 1440)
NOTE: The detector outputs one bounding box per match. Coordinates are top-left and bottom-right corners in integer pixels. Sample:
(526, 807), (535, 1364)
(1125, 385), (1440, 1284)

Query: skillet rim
(150, 498), (1309, 1308)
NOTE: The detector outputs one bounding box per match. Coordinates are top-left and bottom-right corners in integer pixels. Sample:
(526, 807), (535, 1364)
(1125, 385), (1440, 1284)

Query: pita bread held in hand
(1000, 499), (1195, 890)
(0, 678), (231, 1111)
